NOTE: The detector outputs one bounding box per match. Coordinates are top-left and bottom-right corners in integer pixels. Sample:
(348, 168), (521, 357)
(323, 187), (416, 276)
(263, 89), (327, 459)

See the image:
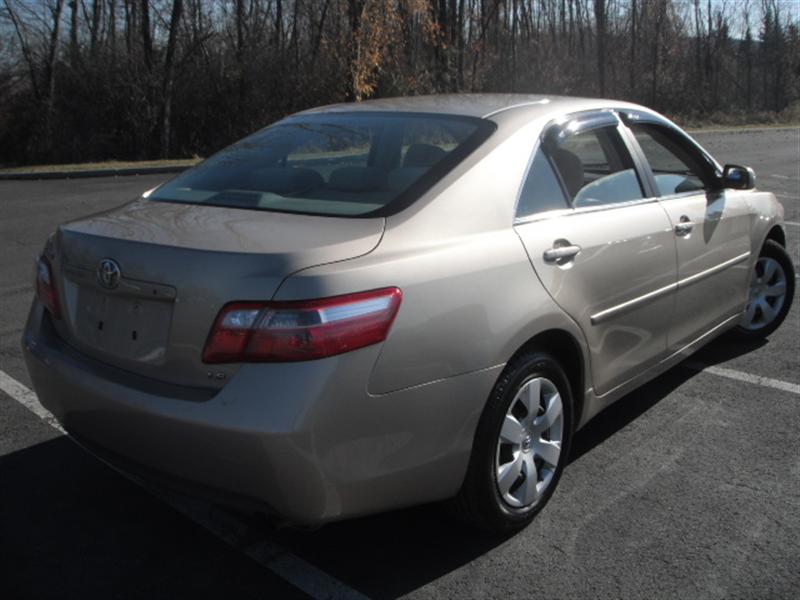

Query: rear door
(514, 112), (678, 396)
(621, 117), (752, 351)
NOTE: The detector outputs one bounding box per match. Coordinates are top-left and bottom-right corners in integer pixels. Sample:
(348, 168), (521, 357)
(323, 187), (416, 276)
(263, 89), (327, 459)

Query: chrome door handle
(543, 244), (582, 263)
(675, 215), (694, 237)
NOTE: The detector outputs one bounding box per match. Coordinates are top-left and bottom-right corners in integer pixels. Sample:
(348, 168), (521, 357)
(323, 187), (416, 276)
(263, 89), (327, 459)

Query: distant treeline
(1, 0), (798, 165)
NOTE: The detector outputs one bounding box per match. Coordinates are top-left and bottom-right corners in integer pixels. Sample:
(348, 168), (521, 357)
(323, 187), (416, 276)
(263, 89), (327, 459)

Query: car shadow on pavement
(569, 334), (766, 463)
(0, 434), (306, 600)
(689, 335), (768, 367)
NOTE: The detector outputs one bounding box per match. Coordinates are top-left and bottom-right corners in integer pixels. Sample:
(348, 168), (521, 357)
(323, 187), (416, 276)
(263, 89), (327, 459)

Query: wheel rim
(495, 377), (563, 509)
(741, 256), (787, 331)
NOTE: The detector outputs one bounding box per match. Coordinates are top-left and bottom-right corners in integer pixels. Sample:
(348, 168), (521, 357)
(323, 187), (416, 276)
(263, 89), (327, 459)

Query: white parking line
(0, 370), (65, 432)
(0, 369), (367, 600)
(684, 362), (800, 395)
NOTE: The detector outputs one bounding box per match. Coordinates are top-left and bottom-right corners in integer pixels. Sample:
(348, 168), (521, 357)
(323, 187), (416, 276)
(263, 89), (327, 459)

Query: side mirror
(722, 164), (756, 190)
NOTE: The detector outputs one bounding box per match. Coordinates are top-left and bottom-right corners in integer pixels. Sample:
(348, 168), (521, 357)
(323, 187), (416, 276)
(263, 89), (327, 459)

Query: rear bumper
(22, 301), (501, 525)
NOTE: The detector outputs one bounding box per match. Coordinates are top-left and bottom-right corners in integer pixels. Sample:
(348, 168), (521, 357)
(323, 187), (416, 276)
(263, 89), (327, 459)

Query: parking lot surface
(1, 127), (798, 599)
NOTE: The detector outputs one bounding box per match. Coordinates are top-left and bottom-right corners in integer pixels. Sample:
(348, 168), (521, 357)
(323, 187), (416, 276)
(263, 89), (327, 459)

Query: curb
(687, 125), (800, 135)
(0, 165), (190, 181)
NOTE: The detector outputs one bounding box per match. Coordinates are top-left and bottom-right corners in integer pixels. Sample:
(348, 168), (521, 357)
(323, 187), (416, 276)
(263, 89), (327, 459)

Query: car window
(285, 123), (372, 179)
(401, 121), (462, 162)
(551, 126), (644, 208)
(516, 147), (569, 218)
(149, 113), (492, 217)
(630, 124), (711, 196)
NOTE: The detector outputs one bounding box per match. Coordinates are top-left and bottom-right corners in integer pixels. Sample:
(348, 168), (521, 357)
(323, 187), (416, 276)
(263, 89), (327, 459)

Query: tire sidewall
(736, 240), (795, 339)
(474, 352), (574, 529)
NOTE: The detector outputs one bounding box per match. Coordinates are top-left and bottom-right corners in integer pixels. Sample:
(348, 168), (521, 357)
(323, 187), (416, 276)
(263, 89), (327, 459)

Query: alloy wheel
(495, 376), (563, 508)
(741, 256), (788, 331)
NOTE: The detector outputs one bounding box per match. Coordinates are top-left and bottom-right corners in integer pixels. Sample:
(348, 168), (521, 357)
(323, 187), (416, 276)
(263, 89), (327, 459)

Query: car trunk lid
(51, 199), (384, 390)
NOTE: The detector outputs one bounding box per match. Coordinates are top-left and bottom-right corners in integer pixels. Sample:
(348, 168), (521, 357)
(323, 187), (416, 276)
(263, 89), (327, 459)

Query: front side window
(630, 124), (714, 196)
(149, 113), (493, 217)
(552, 126), (645, 208)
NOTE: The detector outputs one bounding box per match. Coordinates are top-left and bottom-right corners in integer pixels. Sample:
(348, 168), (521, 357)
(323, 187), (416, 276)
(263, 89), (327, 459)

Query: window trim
(514, 195), (663, 225)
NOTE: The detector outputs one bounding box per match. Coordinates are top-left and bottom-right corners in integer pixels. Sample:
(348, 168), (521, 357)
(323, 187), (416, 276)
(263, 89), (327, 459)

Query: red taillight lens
(35, 256), (61, 319)
(202, 287), (402, 363)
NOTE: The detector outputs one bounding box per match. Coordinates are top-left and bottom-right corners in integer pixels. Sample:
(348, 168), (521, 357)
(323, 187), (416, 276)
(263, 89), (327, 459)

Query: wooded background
(1, 0), (798, 165)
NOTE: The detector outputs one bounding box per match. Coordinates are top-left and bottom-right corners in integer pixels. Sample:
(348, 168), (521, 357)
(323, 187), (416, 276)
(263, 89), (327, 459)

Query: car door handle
(674, 215), (694, 236)
(543, 244), (582, 263)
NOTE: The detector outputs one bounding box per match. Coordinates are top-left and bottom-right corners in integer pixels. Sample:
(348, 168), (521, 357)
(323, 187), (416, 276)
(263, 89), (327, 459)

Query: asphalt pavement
(0, 127), (798, 599)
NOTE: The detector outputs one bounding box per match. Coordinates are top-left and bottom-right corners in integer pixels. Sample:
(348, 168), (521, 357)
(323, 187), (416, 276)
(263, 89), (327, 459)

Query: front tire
(452, 351), (573, 533)
(733, 240), (795, 341)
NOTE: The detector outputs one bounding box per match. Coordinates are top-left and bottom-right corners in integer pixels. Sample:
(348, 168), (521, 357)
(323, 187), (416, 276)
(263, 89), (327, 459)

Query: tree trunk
(3, 0), (41, 100)
(275, 0), (283, 50)
(141, 0), (152, 70)
(457, 0), (465, 88)
(651, 0), (663, 106)
(69, 0), (79, 65)
(42, 0), (66, 157)
(594, 0), (606, 95)
(108, 0), (117, 64)
(158, 0), (183, 158)
(90, 0), (102, 56)
(347, 0), (364, 100)
(629, 0), (636, 96)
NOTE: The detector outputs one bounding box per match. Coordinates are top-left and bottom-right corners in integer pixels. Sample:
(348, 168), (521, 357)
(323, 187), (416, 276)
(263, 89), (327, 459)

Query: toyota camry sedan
(23, 94), (794, 532)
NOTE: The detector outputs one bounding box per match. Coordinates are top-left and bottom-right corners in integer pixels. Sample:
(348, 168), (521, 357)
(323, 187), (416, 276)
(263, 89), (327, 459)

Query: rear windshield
(149, 112), (494, 217)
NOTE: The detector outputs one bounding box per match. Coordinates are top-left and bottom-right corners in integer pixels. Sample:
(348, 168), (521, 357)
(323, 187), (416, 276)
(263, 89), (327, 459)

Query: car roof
(294, 93), (641, 121)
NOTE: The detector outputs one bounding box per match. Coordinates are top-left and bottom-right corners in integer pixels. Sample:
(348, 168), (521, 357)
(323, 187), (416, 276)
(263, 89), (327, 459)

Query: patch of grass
(673, 102), (800, 132)
(0, 158), (201, 174)
(685, 123), (800, 133)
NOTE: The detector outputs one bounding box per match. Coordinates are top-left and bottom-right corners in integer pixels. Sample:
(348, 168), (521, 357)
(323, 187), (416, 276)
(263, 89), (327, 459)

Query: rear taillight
(202, 287), (402, 363)
(35, 255), (61, 319)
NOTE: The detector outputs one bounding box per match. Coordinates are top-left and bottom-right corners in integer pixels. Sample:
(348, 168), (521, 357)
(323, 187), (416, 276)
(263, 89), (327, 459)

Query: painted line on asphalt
(684, 362), (800, 395)
(783, 221), (800, 227)
(0, 368), (368, 600)
(0, 283), (33, 297)
(0, 370), (65, 433)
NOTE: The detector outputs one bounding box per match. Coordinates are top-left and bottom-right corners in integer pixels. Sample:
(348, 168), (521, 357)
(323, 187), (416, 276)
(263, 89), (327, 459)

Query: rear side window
(630, 124), (714, 196)
(149, 113), (493, 217)
(516, 147), (568, 218)
(551, 126), (644, 208)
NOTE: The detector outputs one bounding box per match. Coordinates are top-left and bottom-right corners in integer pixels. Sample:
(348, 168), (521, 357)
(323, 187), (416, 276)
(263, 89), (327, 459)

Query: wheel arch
(507, 328), (587, 429)
(765, 224), (786, 248)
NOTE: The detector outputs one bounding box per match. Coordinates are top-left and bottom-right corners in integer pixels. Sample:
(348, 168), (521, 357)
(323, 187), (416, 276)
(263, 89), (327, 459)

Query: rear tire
(451, 351), (573, 533)
(732, 240), (795, 341)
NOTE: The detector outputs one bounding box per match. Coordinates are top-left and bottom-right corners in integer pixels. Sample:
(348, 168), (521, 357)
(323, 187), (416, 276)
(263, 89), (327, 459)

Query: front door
(624, 121), (753, 351)
(514, 113), (678, 396)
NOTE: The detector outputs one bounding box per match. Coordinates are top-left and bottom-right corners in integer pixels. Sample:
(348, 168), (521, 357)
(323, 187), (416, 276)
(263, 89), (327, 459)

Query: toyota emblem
(97, 258), (121, 289)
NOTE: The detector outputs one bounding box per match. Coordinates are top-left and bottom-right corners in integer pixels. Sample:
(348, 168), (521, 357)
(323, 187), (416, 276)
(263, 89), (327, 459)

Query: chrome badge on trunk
(97, 258), (121, 289)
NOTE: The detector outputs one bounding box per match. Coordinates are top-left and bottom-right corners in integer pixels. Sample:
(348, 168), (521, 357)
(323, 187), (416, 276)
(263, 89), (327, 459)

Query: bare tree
(157, 0), (183, 157)
(594, 0), (606, 95)
(0, 0), (798, 165)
